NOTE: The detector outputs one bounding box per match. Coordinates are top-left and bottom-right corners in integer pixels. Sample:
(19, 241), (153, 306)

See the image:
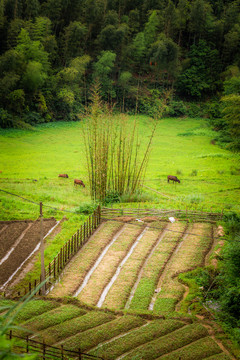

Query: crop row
(0, 298), (230, 360)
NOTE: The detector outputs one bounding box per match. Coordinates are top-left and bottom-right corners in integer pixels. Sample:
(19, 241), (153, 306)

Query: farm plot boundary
(101, 207), (224, 222)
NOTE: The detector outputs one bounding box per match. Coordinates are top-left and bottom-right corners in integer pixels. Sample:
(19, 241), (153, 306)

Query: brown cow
(167, 175), (180, 183)
(74, 179), (85, 187)
(59, 174), (69, 178)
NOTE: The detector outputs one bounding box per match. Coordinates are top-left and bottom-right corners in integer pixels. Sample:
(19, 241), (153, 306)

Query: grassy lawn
(0, 117), (239, 220)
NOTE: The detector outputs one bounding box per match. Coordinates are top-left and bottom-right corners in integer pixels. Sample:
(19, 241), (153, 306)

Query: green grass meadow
(0, 116), (239, 221)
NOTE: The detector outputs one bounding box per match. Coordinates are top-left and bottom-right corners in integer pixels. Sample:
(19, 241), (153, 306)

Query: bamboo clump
(82, 83), (157, 202)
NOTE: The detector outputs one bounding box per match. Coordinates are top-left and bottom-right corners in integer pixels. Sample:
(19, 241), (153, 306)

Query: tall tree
(63, 21), (87, 63)
(93, 50), (116, 101)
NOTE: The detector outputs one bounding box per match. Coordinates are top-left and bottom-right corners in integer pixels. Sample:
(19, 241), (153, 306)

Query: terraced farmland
(50, 218), (213, 314)
(1, 297), (233, 360)
(1, 217), (235, 359)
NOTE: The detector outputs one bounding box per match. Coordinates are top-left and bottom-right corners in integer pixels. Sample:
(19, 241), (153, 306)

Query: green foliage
(221, 94), (240, 150)
(103, 191), (120, 205)
(76, 202), (99, 215)
(93, 51), (116, 100)
(176, 40), (221, 99)
(0, 108), (14, 128)
(167, 100), (187, 117)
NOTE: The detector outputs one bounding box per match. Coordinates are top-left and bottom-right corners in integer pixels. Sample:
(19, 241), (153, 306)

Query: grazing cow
(74, 179), (85, 187)
(167, 175), (180, 183)
(59, 174), (69, 178)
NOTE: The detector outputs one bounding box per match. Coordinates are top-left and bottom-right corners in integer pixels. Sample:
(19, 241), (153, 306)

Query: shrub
(103, 190), (120, 205)
(186, 102), (204, 118)
(167, 100), (187, 117)
(0, 108), (14, 128)
(205, 100), (223, 119)
(23, 111), (45, 124)
(76, 202), (98, 214)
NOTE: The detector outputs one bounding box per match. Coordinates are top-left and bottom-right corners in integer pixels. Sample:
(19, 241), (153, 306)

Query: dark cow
(74, 179), (85, 187)
(167, 175), (180, 183)
(59, 174), (69, 178)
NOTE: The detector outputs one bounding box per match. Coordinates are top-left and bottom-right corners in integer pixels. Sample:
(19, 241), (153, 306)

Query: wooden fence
(101, 207), (224, 222)
(13, 206), (101, 297)
(7, 330), (104, 360)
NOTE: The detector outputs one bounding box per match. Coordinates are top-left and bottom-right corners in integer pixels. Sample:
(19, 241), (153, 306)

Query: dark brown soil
(0, 221), (29, 259)
(0, 218), (56, 289)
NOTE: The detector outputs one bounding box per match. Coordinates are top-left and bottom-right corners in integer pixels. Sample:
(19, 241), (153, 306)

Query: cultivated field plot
(0, 297), (232, 360)
(50, 218), (213, 314)
(0, 218), (57, 291)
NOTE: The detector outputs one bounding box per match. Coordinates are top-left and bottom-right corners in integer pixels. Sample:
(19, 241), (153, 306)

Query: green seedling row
(19, 304), (86, 333)
(155, 336), (222, 360)
(62, 315), (146, 352)
(122, 323), (208, 359)
(89, 319), (185, 360)
(35, 311), (116, 345)
(102, 227), (162, 309)
(129, 222), (186, 311)
(14, 299), (60, 323)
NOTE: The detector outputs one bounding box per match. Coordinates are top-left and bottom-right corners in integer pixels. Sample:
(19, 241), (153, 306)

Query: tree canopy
(0, 0), (239, 132)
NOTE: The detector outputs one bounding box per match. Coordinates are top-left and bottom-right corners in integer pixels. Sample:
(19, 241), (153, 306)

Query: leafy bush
(23, 111), (45, 124)
(0, 108), (14, 128)
(76, 202), (99, 214)
(167, 100), (187, 117)
(186, 102), (204, 118)
(205, 100), (223, 119)
(103, 190), (120, 205)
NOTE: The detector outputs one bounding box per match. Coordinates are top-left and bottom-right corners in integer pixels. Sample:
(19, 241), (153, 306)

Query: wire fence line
(101, 207), (224, 222)
(0, 188), (79, 214)
(7, 330), (104, 360)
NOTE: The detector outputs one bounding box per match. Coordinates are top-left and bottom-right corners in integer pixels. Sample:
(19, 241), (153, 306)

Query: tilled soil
(0, 218), (57, 289)
(0, 221), (30, 259)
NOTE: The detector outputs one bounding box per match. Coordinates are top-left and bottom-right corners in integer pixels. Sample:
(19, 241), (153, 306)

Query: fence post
(60, 248), (62, 269)
(83, 223), (86, 242)
(54, 257), (56, 279)
(58, 253), (60, 273)
(98, 205), (101, 223)
(94, 210), (96, 229)
(29, 282), (31, 294)
(61, 345), (64, 360)
(77, 229), (80, 248)
(78, 348), (82, 360)
(49, 262), (51, 286)
(43, 341), (46, 360)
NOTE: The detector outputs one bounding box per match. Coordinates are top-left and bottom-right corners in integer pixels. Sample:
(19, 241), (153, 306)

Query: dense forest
(0, 0), (239, 148)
